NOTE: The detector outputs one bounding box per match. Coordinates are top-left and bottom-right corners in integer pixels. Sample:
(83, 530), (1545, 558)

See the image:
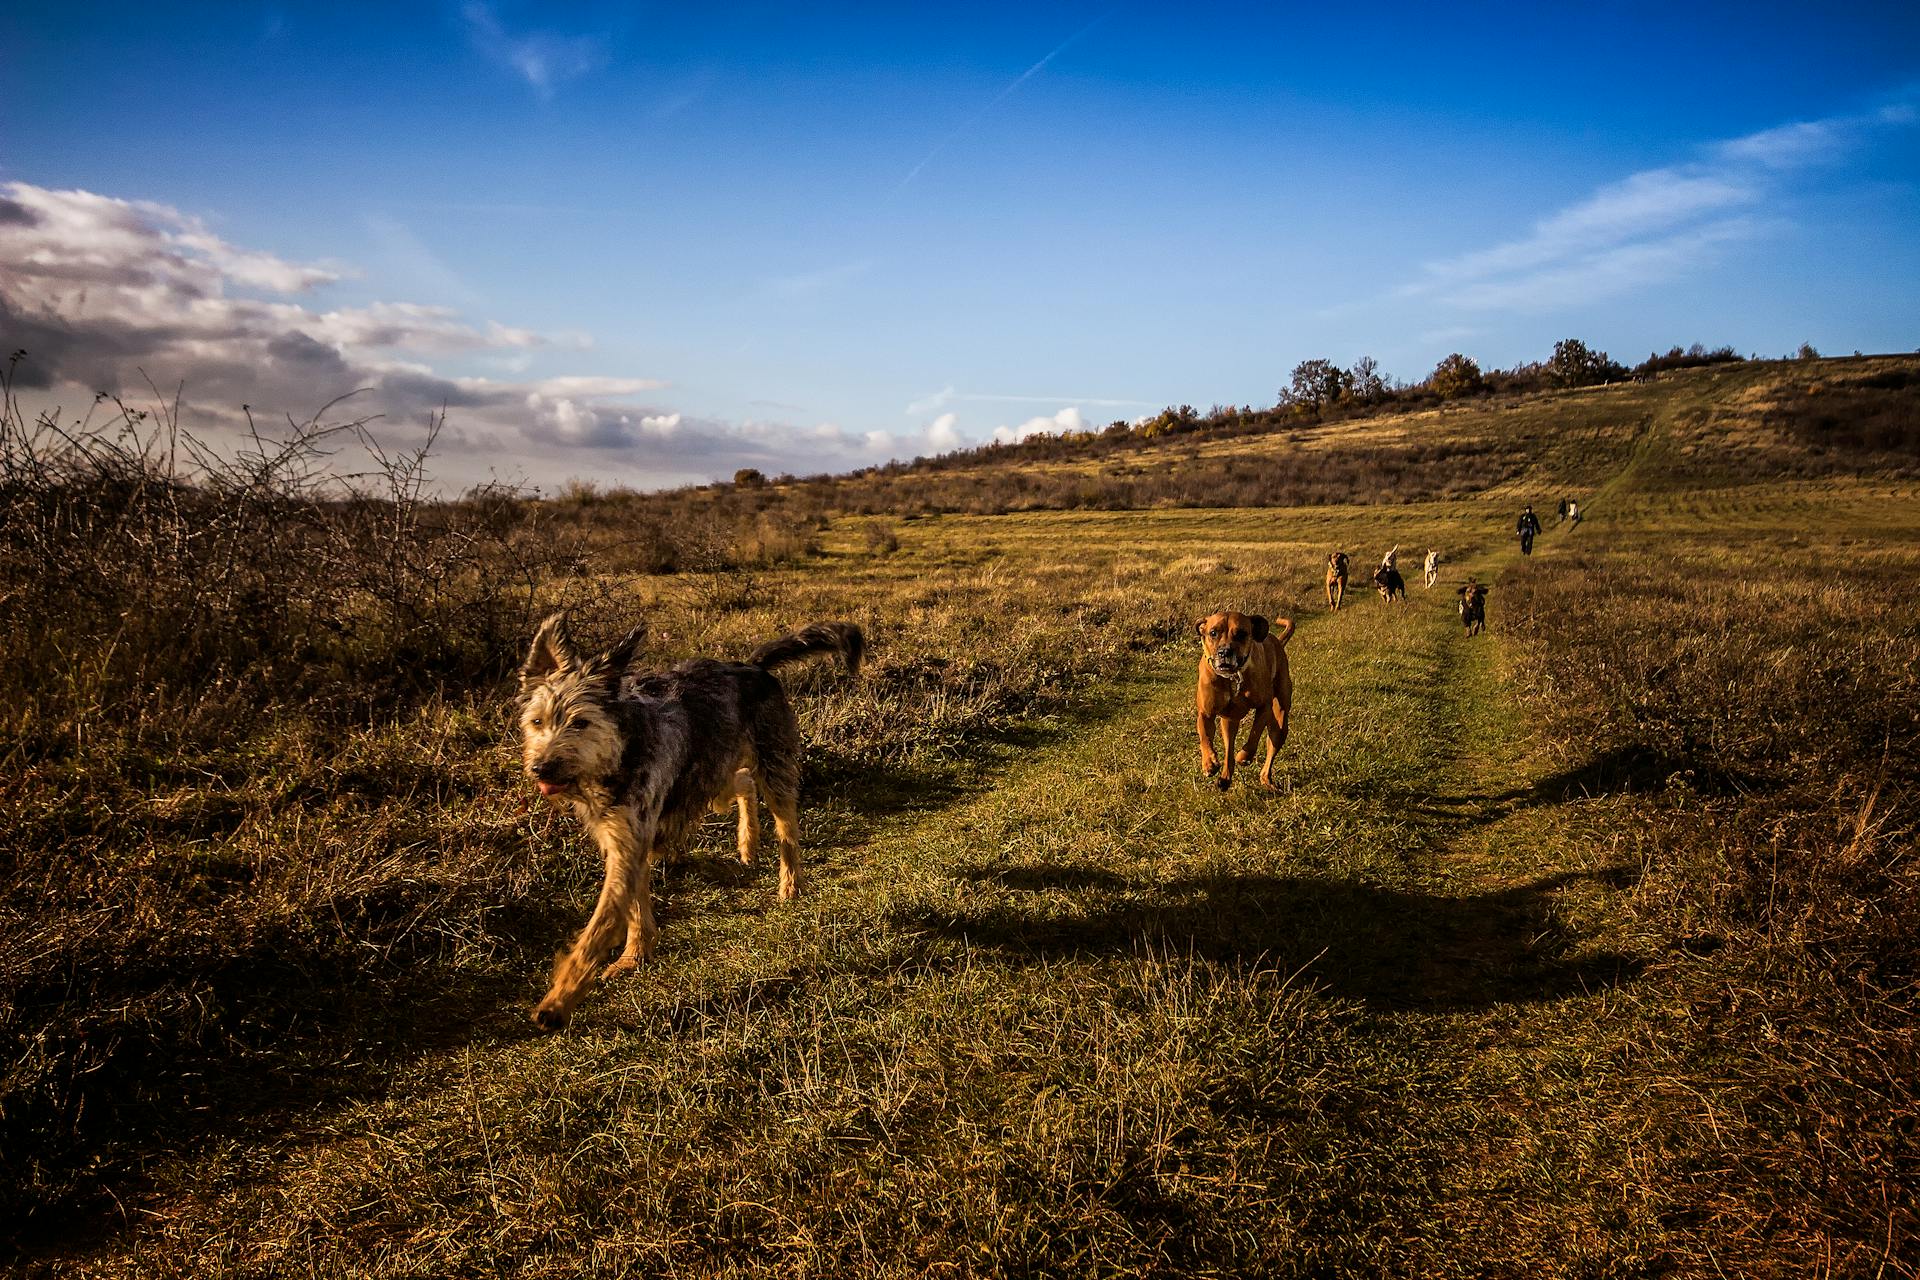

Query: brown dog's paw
(1234, 751), (1254, 766)
(1202, 759), (1220, 778)
(1214, 775), (1231, 791)
(601, 955), (641, 982)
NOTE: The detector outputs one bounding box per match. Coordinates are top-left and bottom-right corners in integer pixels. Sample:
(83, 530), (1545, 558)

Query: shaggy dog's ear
(521, 614), (576, 691)
(1251, 615), (1270, 643)
(1456, 585), (1469, 596)
(595, 623), (647, 680)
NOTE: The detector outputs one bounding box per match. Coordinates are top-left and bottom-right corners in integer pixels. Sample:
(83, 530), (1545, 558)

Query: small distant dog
(1457, 581), (1489, 636)
(518, 615), (863, 1029)
(1374, 554), (1406, 603)
(1423, 548), (1440, 589)
(1325, 551), (1350, 611)
(1195, 610), (1295, 790)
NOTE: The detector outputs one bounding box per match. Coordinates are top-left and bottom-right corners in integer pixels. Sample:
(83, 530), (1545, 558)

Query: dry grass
(3, 353), (1919, 1275)
(1494, 496), (1920, 1274)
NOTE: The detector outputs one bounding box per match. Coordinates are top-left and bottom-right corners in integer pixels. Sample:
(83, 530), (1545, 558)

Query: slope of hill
(528, 355), (1919, 539)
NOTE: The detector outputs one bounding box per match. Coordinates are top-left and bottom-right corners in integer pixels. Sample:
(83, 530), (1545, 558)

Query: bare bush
(0, 356), (589, 747)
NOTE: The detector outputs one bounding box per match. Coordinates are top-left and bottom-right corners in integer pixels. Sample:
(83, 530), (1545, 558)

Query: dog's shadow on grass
(906, 864), (1643, 1011)
(11, 666), (1164, 1255)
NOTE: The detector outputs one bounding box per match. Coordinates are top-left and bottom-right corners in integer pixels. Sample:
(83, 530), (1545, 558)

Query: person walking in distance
(1517, 504), (1542, 556)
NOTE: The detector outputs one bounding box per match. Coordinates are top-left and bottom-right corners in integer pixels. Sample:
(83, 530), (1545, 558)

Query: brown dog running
(1325, 551), (1349, 611)
(1457, 581), (1489, 635)
(1195, 610), (1295, 790)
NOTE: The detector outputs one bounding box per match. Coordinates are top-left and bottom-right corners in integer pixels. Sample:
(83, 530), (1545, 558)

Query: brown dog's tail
(750, 621), (864, 676)
(1269, 616), (1296, 649)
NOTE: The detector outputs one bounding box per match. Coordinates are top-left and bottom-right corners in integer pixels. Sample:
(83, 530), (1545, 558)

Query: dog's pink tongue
(536, 780), (565, 797)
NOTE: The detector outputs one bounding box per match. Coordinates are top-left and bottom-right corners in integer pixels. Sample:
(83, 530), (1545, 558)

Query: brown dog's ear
(1251, 615), (1270, 643)
(1194, 617), (1208, 637)
(521, 614), (576, 691)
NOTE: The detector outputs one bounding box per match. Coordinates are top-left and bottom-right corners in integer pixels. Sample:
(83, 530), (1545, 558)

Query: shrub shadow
(1, 898), (556, 1257)
(1397, 744), (1776, 830)
(897, 865), (1643, 1012)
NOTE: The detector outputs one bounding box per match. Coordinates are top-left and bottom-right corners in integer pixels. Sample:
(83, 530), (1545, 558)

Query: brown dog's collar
(1209, 660), (1245, 696)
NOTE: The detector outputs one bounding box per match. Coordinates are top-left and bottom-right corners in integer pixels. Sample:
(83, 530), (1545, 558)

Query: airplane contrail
(895, 10), (1114, 194)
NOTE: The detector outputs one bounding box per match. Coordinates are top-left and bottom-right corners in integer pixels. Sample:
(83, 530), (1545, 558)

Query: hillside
(2, 354), (1917, 1276)
(527, 354), (1920, 543)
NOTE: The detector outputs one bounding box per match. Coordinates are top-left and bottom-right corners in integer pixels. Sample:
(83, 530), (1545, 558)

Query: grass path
(59, 519), (1683, 1277)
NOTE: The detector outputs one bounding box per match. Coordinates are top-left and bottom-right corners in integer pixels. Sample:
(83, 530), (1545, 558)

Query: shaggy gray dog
(518, 617), (862, 1029)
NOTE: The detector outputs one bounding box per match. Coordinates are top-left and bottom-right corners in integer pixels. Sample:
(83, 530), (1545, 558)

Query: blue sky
(4, 2), (1918, 490)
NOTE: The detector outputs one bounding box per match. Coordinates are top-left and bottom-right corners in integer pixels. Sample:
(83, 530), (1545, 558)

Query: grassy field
(4, 358), (1917, 1276)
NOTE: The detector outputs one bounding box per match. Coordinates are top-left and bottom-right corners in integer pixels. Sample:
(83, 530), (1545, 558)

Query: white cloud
(1403, 95), (1919, 314)
(1446, 218), (1765, 313)
(1711, 120), (1839, 169)
(0, 180), (897, 492)
(964, 392), (1158, 409)
(312, 301), (551, 353)
(461, 2), (609, 98)
(992, 405), (1085, 444)
(1420, 169), (1752, 289)
(905, 384), (957, 416)
(170, 227), (340, 292)
(925, 412), (962, 450)
(525, 374), (664, 398)
(764, 259), (874, 299)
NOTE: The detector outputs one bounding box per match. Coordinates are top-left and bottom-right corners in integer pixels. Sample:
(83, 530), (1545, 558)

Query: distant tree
(1349, 355), (1389, 401)
(1429, 353), (1484, 400)
(1283, 358), (1351, 411)
(1137, 404), (1200, 439)
(733, 467), (768, 488)
(1546, 338), (1627, 388)
(1632, 344), (1744, 376)
(1797, 342), (1821, 360)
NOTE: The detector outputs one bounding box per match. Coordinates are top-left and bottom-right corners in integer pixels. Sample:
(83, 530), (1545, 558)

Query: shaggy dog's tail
(750, 622), (865, 677)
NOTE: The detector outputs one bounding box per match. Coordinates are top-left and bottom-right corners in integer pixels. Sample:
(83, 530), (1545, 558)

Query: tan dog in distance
(1195, 610), (1295, 790)
(1325, 551), (1349, 611)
